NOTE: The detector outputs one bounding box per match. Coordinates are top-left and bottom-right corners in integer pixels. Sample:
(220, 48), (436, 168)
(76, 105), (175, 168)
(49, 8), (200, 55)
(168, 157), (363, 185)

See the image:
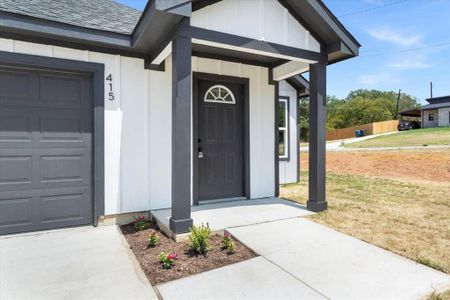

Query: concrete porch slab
(156, 256), (326, 300)
(151, 197), (313, 237)
(0, 226), (157, 300)
(228, 218), (450, 300)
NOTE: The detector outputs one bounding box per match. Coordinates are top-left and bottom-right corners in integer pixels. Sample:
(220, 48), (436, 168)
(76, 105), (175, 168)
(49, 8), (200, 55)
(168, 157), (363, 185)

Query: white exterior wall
(422, 109), (439, 128)
(279, 81), (299, 184)
(0, 38), (152, 215)
(438, 107), (450, 127)
(192, 0), (320, 52)
(0, 38), (278, 214)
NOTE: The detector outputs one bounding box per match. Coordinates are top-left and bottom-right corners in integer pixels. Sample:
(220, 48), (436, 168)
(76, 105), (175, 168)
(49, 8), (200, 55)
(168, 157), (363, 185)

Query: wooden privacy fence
(326, 120), (399, 141)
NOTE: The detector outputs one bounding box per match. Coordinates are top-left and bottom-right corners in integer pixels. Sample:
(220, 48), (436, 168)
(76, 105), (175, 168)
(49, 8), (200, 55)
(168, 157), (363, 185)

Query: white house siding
(0, 38), (152, 216)
(0, 38), (280, 214)
(422, 109), (439, 128)
(191, 0), (320, 53)
(278, 81), (299, 184)
(438, 107), (450, 127)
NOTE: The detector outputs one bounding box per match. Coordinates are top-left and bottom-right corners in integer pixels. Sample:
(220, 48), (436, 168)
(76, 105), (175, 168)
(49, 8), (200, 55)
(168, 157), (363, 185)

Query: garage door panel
(0, 196), (33, 229)
(0, 155), (33, 187)
(0, 187), (91, 234)
(39, 188), (91, 224)
(38, 74), (91, 109)
(0, 69), (36, 103)
(40, 151), (90, 186)
(0, 111), (33, 142)
(38, 109), (91, 147)
(0, 65), (94, 235)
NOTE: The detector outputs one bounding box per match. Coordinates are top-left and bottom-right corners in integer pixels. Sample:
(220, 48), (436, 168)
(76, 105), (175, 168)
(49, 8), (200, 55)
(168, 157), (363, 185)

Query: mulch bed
(120, 223), (257, 285)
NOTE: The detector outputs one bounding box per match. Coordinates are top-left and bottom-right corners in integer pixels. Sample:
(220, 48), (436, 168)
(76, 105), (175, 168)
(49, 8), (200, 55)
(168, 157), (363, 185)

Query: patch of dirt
(121, 224), (256, 285)
(300, 150), (450, 183)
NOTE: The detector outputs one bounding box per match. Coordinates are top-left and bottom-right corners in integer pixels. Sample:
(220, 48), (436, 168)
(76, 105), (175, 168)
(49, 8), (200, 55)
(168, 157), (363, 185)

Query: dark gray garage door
(0, 65), (93, 235)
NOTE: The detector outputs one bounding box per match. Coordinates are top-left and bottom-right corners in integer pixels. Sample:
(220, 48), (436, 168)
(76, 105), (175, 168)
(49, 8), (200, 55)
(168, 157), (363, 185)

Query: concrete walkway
(301, 132), (397, 152)
(0, 226), (158, 300)
(152, 197), (313, 237)
(156, 204), (450, 300)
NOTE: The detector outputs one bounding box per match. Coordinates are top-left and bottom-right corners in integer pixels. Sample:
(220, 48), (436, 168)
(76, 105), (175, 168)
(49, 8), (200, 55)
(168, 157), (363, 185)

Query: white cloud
(358, 72), (399, 86)
(388, 54), (432, 69)
(367, 26), (422, 47)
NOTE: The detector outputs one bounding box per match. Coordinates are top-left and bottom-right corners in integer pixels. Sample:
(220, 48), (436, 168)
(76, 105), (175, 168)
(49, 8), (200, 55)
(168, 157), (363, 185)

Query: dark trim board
(0, 50), (105, 226)
(192, 72), (250, 206)
(191, 27), (322, 62)
(274, 82), (280, 197)
(297, 93), (304, 183)
(279, 96), (290, 162)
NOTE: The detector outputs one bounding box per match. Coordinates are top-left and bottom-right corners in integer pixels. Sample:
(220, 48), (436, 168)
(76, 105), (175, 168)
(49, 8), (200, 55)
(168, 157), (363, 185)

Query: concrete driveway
(0, 226), (157, 300)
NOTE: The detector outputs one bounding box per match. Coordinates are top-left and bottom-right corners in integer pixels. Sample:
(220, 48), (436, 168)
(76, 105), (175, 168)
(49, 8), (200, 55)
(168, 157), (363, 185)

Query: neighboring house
(400, 96), (450, 128)
(0, 0), (360, 236)
(421, 96), (450, 128)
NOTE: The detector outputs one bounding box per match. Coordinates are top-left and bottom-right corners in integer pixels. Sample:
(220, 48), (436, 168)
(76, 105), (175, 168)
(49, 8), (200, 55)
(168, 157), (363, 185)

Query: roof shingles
(0, 0), (142, 34)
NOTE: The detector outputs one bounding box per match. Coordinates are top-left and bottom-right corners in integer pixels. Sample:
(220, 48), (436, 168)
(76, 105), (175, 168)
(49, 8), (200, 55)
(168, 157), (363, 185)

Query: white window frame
(204, 85), (236, 104)
(279, 97), (289, 160)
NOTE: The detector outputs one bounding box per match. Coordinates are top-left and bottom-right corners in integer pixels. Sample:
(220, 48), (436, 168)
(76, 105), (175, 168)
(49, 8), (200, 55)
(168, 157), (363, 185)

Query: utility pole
(394, 89), (401, 120)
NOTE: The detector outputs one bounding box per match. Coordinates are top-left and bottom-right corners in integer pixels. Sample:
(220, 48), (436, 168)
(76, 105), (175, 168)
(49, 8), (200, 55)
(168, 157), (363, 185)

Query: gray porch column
(170, 17), (193, 234)
(307, 49), (327, 212)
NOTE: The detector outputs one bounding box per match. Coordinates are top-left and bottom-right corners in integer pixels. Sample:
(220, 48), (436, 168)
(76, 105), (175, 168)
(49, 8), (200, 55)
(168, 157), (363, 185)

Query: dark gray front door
(198, 80), (244, 200)
(0, 66), (93, 235)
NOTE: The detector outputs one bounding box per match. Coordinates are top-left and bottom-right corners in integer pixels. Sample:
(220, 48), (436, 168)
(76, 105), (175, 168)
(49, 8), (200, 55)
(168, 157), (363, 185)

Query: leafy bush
(188, 223), (211, 253)
(221, 231), (235, 254)
(159, 252), (176, 269)
(133, 215), (149, 231)
(147, 229), (159, 247)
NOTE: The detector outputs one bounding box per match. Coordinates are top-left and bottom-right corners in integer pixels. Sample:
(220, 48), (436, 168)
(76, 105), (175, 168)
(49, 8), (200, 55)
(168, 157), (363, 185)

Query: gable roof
(192, 0), (361, 63)
(420, 102), (450, 111)
(425, 95), (450, 104)
(0, 0), (141, 34)
(0, 0), (359, 67)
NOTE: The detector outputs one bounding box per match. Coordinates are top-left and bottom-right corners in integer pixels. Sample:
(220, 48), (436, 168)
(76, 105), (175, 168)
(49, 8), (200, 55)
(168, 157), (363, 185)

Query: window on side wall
(429, 113), (434, 121)
(279, 97), (289, 160)
(448, 111), (450, 123)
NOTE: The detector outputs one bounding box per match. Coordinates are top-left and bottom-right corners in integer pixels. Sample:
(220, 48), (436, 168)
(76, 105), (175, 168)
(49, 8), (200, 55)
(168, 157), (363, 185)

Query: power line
(359, 41), (450, 57)
(338, 0), (411, 17)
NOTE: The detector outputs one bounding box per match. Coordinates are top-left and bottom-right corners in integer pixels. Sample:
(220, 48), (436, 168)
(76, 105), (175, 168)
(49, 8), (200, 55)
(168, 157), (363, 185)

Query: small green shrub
(221, 231), (235, 254)
(188, 223), (211, 253)
(147, 229), (159, 247)
(159, 252), (176, 269)
(133, 215), (149, 231)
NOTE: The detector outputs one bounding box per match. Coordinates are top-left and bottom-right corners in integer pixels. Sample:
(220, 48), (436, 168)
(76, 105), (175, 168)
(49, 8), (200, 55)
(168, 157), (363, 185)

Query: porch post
(307, 47), (327, 212)
(170, 17), (193, 234)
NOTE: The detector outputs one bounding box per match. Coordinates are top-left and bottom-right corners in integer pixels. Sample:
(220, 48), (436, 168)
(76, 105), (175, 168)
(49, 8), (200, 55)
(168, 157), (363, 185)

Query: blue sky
(117, 0), (450, 104)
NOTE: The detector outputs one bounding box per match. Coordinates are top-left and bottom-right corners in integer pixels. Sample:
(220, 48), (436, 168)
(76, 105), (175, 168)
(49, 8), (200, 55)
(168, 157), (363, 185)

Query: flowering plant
(147, 229), (159, 247)
(159, 252), (177, 269)
(222, 231), (236, 254)
(133, 215), (149, 231)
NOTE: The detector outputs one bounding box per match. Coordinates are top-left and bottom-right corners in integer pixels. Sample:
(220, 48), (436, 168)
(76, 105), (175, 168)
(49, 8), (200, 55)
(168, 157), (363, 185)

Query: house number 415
(106, 74), (115, 101)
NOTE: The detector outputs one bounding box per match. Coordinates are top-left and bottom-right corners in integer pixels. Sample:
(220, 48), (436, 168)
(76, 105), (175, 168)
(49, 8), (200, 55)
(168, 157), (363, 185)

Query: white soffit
(272, 61), (309, 81)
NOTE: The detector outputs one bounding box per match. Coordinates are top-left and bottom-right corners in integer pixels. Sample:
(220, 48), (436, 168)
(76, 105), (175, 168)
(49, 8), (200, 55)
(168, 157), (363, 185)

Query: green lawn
(344, 127), (450, 148)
